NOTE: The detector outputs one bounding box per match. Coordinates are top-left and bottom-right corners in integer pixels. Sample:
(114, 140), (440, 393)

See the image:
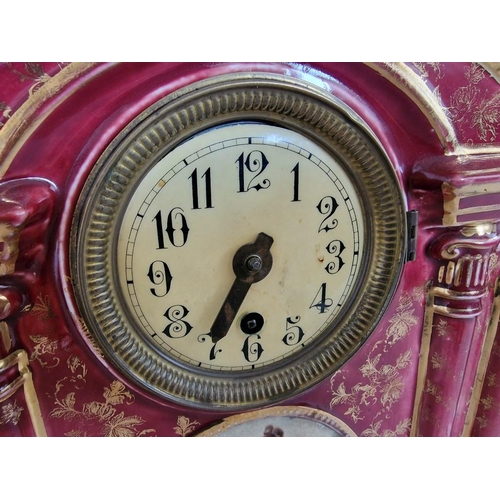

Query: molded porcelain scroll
(0, 178), (57, 436)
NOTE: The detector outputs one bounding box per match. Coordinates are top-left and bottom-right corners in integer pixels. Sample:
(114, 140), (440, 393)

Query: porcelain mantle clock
(0, 62), (499, 437)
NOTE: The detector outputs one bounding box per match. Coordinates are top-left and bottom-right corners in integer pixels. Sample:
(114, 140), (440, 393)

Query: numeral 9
(147, 260), (173, 297)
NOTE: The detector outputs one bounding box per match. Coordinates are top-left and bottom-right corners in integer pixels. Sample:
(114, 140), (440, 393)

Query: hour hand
(209, 232), (273, 343)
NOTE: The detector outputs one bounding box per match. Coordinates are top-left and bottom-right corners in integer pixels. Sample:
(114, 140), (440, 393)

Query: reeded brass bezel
(70, 72), (406, 410)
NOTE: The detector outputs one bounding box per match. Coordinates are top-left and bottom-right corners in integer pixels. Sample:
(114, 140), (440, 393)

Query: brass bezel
(71, 72), (407, 410)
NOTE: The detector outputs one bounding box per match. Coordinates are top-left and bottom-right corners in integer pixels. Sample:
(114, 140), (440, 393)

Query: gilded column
(411, 155), (500, 436)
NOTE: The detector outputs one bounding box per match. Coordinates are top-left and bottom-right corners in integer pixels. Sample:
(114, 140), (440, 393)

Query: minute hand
(209, 232), (274, 343)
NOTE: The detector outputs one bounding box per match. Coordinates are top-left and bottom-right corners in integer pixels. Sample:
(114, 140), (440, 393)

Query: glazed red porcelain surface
(1, 62), (499, 436)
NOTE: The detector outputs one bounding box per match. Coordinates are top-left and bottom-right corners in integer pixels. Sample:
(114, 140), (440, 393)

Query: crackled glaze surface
(1, 62), (499, 436)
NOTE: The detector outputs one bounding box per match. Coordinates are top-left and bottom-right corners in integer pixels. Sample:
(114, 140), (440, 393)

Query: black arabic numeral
(241, 334), (264, 363)
(236, 150), (270, 192)
(325, 239), (346, 274)
(209, 343), (222, 360)
(153, 207), (190, 249)
(282, 316), (305, 346)
(166, 207), (190, 247)
(317, 196), (339, 233)
(147, 260), (173, 297)
(291, 162), (300, 202)
(189, 167), (213, 210)
(163, 305), (193, 338)
(309, 283), (333, 314)
(153, 210), (166, 249)
(197, 332), (222, 360)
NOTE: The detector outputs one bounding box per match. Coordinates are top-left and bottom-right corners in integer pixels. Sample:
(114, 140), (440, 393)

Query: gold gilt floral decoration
(329, 287), (422, 436)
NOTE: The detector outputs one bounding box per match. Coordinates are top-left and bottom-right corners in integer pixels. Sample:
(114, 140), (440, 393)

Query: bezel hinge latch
(406, 210), (418, 262)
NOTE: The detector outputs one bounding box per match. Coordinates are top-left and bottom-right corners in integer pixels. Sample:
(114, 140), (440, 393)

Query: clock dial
(117, 123), (364, 370)
(71, 73), (406, 409)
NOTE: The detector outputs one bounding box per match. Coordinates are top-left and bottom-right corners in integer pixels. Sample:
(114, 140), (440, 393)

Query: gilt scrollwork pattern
(174, 416), (201, 437)
(449, 64), (500, 143)
(411, 62), (500, 145)
(329, 287), (422, 436)
(5, 63), (52, 97)
(28, 294), (60, 369)
(0, 400), (23, 425)
(0, 63), (69, 130)
(26, 272), (199, 437)
(49, 356), (157, 437)
(30, 293), (56, 321)
(29, 334), (60, 369)
(17, 266), (196, 436)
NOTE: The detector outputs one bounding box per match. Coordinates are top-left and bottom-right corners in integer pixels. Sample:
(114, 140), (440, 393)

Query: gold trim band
(410, 282), (434, 436)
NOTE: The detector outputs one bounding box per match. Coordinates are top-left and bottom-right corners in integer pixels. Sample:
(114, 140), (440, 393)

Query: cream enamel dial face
(71, 73), (406, 410)
(117, 123), (364, 370)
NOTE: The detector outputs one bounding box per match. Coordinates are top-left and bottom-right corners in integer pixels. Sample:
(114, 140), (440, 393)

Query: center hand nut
(245, 255), (263, 273)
